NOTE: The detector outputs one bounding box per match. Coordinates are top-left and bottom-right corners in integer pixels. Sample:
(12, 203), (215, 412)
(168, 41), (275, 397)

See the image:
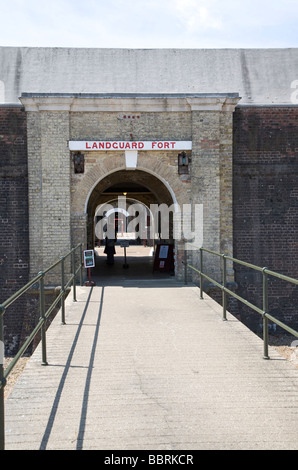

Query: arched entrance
(85, 169), (177, 279)
(20, 92), (238, 285)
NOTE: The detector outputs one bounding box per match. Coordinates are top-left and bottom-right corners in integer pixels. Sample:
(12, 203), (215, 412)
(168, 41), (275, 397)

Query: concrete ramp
(4, 283), (298, 450)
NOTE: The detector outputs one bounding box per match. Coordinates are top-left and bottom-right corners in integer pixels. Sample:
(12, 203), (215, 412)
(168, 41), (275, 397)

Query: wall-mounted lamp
(178, 152), (191, 174)
(73, 152), (85, 174)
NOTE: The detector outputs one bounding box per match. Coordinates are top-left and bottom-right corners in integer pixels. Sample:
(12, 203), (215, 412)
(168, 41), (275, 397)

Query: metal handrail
(0, 243), (83, 450)
(185, 245), (298, 359)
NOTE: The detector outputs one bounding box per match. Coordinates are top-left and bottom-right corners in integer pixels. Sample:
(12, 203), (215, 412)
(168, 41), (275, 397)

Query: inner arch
(86, 169), (177, 278)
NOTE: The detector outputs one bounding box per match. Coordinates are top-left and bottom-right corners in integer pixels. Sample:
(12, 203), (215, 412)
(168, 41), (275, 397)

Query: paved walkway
(4, 280), (298, 450)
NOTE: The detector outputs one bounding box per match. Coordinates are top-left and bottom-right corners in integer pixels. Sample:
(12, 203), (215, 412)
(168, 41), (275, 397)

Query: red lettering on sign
(82, 140), (183, 151)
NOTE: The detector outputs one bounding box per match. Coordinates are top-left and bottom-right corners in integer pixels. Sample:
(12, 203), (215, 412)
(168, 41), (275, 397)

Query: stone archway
(87, 169), (175, 237)
(69, 155), (192, 279)
(85, 169), (179, 275)
(71, 151), (189, 228)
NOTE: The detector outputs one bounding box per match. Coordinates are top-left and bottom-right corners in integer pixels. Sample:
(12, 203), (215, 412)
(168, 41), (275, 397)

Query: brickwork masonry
(0, 107), (32, 354)
(233, 106), (298, 333)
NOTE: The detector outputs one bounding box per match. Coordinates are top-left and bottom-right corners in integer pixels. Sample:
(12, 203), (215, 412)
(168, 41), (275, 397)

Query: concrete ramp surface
(4, 283), (298, 450)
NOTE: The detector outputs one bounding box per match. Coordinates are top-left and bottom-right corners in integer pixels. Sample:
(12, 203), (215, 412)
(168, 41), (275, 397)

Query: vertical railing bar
(79, 244), (83, 287)
(222, 254), (227, 321)
(72, 249), (77, 302)
(200, 248), (203, 299)
(263, 268), (270, 360)
(39, 272), (48, 366)
(184, 244), (188, 285)
(61, 257), (66, 325)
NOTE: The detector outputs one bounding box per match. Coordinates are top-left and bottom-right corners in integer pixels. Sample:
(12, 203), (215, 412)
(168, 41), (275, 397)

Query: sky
(0, 0), (298, 49)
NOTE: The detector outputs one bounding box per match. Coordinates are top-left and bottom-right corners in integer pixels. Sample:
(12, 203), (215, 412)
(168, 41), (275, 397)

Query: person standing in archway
(104, 224), (117, 265)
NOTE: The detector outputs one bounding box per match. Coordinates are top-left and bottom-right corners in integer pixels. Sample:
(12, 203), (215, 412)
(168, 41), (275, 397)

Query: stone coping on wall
(19, 92), (241, 113)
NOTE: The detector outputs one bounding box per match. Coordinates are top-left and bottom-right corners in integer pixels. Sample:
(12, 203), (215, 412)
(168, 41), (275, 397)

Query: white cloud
(0, 0), (297, 48)
(173, 0), (223, 33)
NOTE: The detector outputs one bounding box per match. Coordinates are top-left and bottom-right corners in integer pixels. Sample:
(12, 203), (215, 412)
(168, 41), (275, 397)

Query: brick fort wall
(1, 103), (298, 353)
(0, 107), (33, 355)
(233, 106), (298, 333)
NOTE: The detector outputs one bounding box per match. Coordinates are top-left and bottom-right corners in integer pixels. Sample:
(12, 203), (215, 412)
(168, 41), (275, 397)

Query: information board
(83, 249), (95, 268)
(153, 244), (174, 273)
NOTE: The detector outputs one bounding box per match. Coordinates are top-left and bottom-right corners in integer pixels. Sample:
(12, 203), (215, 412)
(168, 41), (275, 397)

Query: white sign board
(159, 245), (169, 259)
(83, 250), (95, 268)
(69, 141), (192, 151)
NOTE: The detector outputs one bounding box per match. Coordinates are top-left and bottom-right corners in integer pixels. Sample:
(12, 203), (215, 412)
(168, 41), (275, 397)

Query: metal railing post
(72, 250), (77, 302)
(0, 306), (5, 450)
(184, 245), (188, 285)
(200, 248), (203, 299)
(39, 272), (48, 366)
(262, 268), (270, 359)
(79, 244), (83, 287)
(61, 257), (66, 325)
(222, 254), (227, 321)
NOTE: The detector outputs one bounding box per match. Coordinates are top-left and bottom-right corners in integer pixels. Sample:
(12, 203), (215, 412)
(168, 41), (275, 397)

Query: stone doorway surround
(20, 93), (240, 282)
